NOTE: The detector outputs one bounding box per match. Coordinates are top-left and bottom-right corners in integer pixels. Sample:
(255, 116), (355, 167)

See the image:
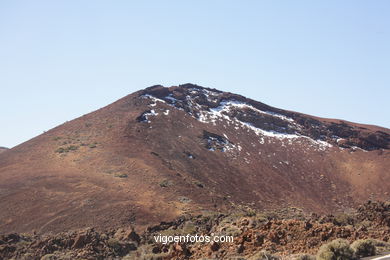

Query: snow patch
(138, 109), (158, 123)
(142, 93), (333, 150)
(198, 100), (332, 150)
(141, 94), (166, 104)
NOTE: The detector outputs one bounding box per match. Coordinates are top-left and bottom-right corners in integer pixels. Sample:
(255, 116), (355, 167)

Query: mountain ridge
(139, 84), (389, 151)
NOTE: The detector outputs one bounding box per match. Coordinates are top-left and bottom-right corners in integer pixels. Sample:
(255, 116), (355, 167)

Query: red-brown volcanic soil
(0, 84), (389, 235)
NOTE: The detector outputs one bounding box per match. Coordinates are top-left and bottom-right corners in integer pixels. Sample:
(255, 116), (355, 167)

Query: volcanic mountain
(0, 84), (389, 235)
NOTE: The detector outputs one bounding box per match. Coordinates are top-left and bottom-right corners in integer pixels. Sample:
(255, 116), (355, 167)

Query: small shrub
(114, 173), (128, 178)
(245, 208), (257, 217)
(88, 143), (97, 148)
(178, 196), (191, 203)
(317, 239), (354, 260)
(55, 145), (78, 153)
(371, 239), (390, 253)
(372, 239), (390, 247)
(56, 147), (65, 153)
(67, 145), (78, 151)
(159, 180), (173, 187)
(295, 254), (316, 260)
(351, 239), (376, 258)
(223, 226), (241, 237)
(256, 214), (269, 223)
(334, 213), (354, 226)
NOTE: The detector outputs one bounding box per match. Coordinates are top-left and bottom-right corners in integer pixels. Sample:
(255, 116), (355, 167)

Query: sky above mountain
(1, 0), (389, 148)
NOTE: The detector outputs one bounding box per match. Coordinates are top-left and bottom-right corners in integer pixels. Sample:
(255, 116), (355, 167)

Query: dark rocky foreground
(1, 201), (389, 259)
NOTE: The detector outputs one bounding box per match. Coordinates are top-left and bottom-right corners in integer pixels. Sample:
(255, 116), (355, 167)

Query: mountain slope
(0, 147), (8, 154)
(0, 84), (389, 234)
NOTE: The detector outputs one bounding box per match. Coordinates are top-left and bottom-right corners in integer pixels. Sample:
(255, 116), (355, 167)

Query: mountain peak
(0, 84), (389, 234)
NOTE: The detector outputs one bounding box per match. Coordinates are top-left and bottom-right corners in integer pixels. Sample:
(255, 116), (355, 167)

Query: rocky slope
(0, 84), (389, 235)
(1, 201), (389, 259)
(0, 147), (8, 154)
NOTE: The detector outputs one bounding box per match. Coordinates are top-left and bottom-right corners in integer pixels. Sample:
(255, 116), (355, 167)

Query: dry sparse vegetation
(316, 239), (354, 260)
(55, 145), (79, 153)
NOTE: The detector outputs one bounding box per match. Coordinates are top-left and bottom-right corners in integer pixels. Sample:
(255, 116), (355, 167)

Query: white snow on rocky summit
(141, 94), (166, 104)
(142, 92), (333, 150)
(197, 99), (332, 149)
(139, 109), (159, 123)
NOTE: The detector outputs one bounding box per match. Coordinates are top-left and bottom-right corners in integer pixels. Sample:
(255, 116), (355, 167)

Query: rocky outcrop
(141, 84), (390, 151)
(1, 201), (389, 259)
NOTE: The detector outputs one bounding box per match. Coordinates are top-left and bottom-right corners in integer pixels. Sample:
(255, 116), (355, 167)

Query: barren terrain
(0, 84), (388, 238)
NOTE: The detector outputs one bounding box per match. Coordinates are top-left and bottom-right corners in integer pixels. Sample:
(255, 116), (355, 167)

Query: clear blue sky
(1, 1), (389, 148)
